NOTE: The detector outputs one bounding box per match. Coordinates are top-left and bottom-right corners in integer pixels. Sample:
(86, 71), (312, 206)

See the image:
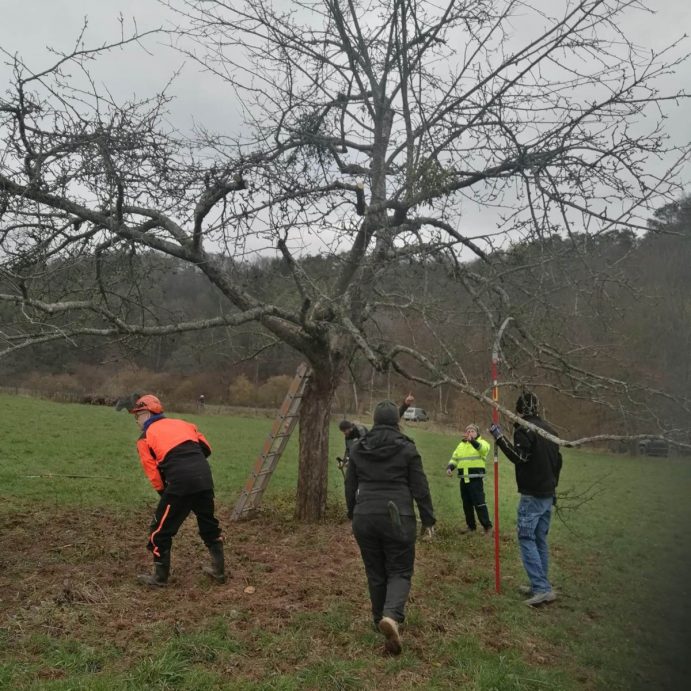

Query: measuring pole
(491, 317), (512, 594)
(491, 350), (501, 594)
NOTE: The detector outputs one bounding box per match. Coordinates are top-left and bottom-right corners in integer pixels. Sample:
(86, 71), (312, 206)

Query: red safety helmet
(129, 394), (164, 415)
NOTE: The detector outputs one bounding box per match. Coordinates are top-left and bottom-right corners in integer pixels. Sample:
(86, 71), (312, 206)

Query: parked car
(402, 407), (429, 422)
(638, 439), (669, 457)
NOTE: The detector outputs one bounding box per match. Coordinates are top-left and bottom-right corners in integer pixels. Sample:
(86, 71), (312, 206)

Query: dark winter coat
(496, 415), (563, 497)
(342, 402), (410, 459)
(344, 424), (436, 527)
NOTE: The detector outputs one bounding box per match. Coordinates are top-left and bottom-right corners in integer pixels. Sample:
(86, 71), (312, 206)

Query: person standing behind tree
(446, 423), (493, 535)
(345, 400), (436, 656)
(128, 394), (226, 587)
(338, 419), (369, 473)
(488, 391), (563, 607)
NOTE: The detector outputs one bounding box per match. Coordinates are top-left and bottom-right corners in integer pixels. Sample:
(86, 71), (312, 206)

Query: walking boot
(202, 540), (226, 583)
(525, 590), (557, 607)
(379, 616), (402, 655)
(137, 552), (170, 587)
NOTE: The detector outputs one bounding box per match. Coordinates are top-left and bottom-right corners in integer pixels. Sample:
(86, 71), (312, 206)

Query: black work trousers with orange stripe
(147, 489), (222, 560)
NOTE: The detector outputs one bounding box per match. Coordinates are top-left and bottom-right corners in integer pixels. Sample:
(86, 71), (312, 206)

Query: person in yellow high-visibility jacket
(447, 423), (493, 535)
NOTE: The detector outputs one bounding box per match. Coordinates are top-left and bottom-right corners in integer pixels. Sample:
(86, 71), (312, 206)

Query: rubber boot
(202, 540), (226, 583)
(137, 552), (170, 587)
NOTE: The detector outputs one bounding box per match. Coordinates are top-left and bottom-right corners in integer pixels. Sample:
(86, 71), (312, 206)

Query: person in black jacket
(489, 391), (563, 606)
(338, 394), (414, 473)
(345, 400), (436, 655)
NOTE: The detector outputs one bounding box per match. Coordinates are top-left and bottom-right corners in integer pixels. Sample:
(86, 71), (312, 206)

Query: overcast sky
(1, 0), (689, 238)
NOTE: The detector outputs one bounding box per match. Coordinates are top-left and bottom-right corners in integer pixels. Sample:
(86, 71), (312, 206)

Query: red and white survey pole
(491, 317), (512, 594)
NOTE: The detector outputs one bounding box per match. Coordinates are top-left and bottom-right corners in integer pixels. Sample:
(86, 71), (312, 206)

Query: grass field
(1, 392), (689, 690)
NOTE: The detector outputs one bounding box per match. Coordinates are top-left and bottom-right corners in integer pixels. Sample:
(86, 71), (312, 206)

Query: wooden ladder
(230, 362), (311, 521)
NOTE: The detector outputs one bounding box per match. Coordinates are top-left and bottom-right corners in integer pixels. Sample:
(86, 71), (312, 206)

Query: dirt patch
(0, 503), (602, 688)
(0, 504), (367, 641)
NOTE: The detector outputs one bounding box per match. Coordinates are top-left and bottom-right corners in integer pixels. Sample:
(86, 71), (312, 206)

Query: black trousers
(352, 513), (417, 624)
(460, 478), (492, 530)
(147, 489), (221, 560)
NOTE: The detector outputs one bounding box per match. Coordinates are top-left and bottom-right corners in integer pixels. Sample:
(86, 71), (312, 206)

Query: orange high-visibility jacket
(137, 417), (213, 495)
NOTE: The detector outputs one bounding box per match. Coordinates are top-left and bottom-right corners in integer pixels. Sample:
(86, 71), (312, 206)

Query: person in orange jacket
(128, 394), (225, 587)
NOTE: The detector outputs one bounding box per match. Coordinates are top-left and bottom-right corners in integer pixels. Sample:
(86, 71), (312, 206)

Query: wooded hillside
(2, 197), (688, 446)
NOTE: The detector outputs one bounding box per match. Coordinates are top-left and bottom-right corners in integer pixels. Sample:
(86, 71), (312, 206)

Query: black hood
(355, 425), (410, 461)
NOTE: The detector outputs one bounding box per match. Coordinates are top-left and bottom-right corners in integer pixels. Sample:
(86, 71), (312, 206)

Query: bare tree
(1, 1), (689, 519)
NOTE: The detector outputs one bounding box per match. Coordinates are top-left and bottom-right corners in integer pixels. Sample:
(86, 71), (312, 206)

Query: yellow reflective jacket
(448, 437), (490, 483)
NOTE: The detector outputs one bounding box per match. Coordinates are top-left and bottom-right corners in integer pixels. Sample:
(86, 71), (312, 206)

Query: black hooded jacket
(344, 424), (436, 527)
(496, 415), (563, 497)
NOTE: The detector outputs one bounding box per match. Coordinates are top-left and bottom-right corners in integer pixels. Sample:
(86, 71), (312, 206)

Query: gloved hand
(421, 526), (435, 541)
(488, 423), (503, 441)
(552, 494), (558, 507)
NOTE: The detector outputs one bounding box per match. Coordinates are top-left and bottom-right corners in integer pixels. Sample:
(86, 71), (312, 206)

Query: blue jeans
(517, 494), (553, 594)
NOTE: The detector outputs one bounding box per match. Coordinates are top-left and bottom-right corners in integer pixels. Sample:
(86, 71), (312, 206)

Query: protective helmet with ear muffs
(129, 394), (164, 415)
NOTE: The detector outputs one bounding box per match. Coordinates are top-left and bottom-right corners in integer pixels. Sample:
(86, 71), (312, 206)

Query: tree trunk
(295, 367), (340, 521)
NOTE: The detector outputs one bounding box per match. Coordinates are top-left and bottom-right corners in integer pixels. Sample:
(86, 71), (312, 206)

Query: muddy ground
(1, 503), (689, 689)
(0, 504), (378, 675)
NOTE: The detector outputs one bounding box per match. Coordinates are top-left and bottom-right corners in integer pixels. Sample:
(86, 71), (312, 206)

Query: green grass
(1, 392), (689, 690)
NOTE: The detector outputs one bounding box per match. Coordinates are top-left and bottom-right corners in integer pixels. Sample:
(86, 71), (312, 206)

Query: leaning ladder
(229, 362), (311, 521)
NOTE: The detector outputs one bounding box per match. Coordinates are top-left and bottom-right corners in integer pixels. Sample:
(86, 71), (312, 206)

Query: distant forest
(2, 196), (689, 443)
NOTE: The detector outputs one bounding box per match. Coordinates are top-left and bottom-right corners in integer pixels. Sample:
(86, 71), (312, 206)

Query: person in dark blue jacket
(345, 400), (436, 655)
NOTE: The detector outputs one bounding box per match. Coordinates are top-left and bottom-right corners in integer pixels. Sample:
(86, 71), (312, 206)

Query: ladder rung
(247, 487), (267, 497)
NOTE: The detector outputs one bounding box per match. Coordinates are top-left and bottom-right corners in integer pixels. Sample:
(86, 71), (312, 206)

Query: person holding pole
(446, 423), (493, 535)
(488, 391), (562, 606)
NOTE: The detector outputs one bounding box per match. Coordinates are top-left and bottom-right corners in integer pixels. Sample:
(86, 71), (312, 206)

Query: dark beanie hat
(338, 419), (353, 431)
(516, 391), (539, 416)
(373, 400), (399, 426)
